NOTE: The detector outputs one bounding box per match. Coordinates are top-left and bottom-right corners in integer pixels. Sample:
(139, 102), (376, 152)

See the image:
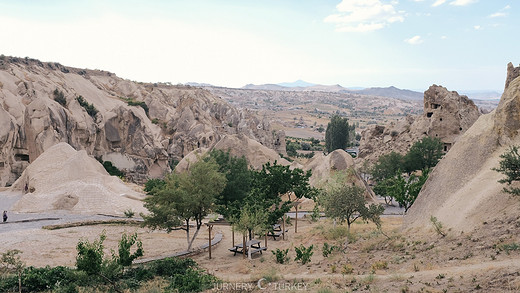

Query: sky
(0, 0), (517, 92)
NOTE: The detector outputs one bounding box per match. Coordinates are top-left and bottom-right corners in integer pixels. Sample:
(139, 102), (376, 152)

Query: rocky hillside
(404, 63), (520, 232)
(357, 84), (481, 164)
(0, 56), (285, 186)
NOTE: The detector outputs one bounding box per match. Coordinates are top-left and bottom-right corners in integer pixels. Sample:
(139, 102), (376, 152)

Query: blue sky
(0, 0), (517, 91)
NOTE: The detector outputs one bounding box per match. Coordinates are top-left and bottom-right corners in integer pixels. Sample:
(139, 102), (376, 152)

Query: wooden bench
(249, 247), (267, 255)
(267, 229), (289, 240)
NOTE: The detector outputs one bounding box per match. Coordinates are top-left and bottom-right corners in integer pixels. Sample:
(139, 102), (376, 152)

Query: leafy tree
(325, 115), (351, 153)
(320, 184), (384, 231)
(207, 150), (251, 220)
(115, 232), (143, 267)
(493, 145), (520, 196)
(142, 158), (226, 250)
(232, 203), (270, 259)
(1, 249), (26, 293)
(286, 141), (299, 157)
(76, 232), (106, 276)
(387, 170), (430, 213)
(372, 152), (404, 181)
(144, 178), (166, 195)
(250, 161), (316, 226)
(404, 137), (443, 172)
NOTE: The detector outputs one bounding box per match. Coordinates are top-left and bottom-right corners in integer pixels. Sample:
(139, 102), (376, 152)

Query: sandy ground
(0, 190), (206, 267)
(3, 188), (520, 292)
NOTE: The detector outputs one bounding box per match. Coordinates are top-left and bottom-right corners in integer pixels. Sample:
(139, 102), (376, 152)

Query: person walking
(2, 211), (7, 223)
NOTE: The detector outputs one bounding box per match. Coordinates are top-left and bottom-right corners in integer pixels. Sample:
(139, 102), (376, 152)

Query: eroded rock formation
(357, 84), (481, 164)
(0, 56), (284, 186)
(404, 63), (520, 232)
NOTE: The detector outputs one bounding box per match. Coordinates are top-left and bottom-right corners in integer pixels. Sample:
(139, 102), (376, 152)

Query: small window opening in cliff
(14, 154), (29, 162)
(459, 127), (463, 131)
(440, 118), (443, 121)
(0, 162), (4, 168)
(443, 143), (452, 152)
(427, 112), (433, 118)
(432, 103), (440, 109)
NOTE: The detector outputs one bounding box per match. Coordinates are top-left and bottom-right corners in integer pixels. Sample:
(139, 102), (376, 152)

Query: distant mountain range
(186, 80), (502, 101)
(241, 81), (424, 100)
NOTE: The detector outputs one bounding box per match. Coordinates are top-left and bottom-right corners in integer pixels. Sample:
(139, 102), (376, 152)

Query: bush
(272, 248), (290, 264)
(167, 267), (218, 293)
(22, 266), (80, 292)
(53, 88), (66, 106)
(121, 97), (149, 116)
(430, 216), (446, 237)
(115, 232), (143, 267)
(493, 145), (520, 196)
(144, 178), (166, 195)
(101, 160), (124, 177)
(124, 209), (135, 218)
(76, 232), (106, 275)
(294, 244), (314, 264)
(76, 96), (98, 118)
(151, 118), (159, 124)
(322, 243), (339, 257)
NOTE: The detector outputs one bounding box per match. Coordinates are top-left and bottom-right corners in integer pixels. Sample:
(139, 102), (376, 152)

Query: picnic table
(267, 224), (288, 240)
(229, 239), (267, 256)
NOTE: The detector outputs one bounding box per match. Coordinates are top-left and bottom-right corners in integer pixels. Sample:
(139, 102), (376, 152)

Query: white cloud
(441, 35), (447, 39)
(449, 0), (477, 6)
(489, 5), (511, 18)
(473, 25), (481, 30)
(489, 12), (507, 18)
(405, 35), (424, 44)
(324, 0), (404, 32)
(432, 0), (446, 7)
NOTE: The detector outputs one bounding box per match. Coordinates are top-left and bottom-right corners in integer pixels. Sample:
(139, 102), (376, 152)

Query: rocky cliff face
(357, 85), (481, 164)
(0, 56), (284, 186)
(404, 63), (520, 232)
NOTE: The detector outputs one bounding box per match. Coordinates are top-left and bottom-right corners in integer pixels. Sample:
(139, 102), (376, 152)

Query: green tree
(404, 137), (443, 172)
(387, 170), (430, 213)
(142, 158), (226, 250)
(372, 152), (404, 181)
(232, 203), (270, 259)
(325, 115), (351, 153)
(250, 161), (316, 226)
(207, 150), (251, 220)
(114, 232), (144, 267)
(76, 232), (106, 276)
(320, 184), (383, 231)
(493, 145), (520, 196)
(1, 250), (26, 293)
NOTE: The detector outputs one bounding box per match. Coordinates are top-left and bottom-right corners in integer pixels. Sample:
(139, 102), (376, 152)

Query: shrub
(76, 96), (98, 118)
(294, 244), (314, 264)
(144, 178), (166, 195)
(322, 243), (339, 257)
(22, 266), (79, 292)
(167, 267), (218, 293)
(115, 232), (143, 267)
(76, 232), (106, 275)
(272, 248), (290, 264)
(493, 145), (520, 196)
(151, 118), (159, 124)
(430, 216), (446, 237)
(101, 160), (124, 177)
(124, 209), (135, 218)
(371, 261), (388, 272)
(341, 264), (354, 275)
(53, 88), (66, 106)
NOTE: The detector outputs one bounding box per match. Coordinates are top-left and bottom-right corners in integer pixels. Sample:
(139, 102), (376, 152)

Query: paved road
(0, 190), (130, 233)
